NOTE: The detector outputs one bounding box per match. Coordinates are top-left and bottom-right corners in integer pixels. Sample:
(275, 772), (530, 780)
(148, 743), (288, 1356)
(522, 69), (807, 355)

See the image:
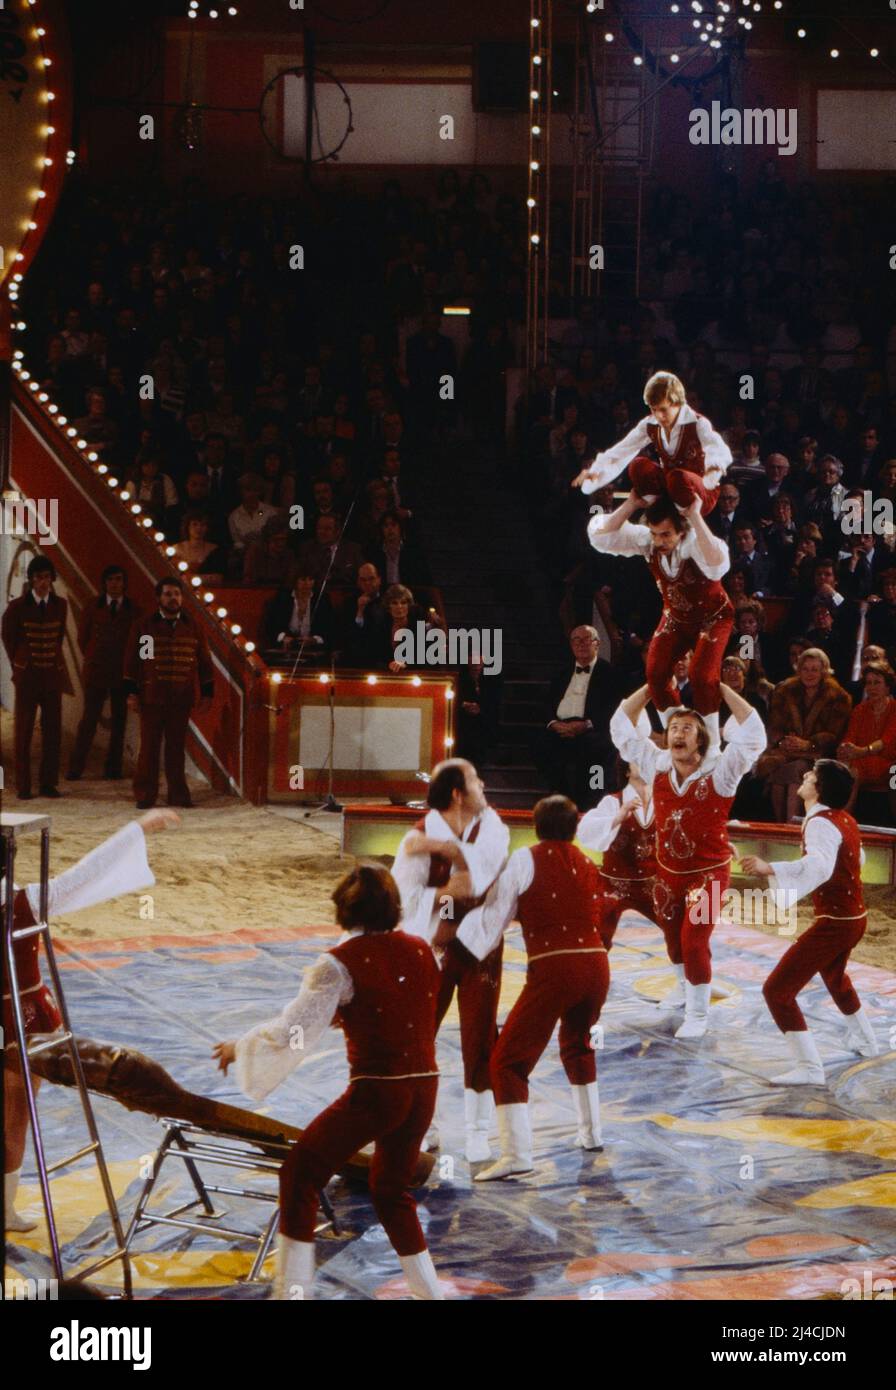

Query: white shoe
(464, 1088), (493, 1163)
(571, 1081), (602, 1151)
(474, 1104), (534, 1181)
(273, 1234), (315, 1300)
(420, 1124), (440, 1153)
(675, 982), (711, 1039)
(665, 963), (686, 1008)
(770, 1030), (826, 1086)
(843, 1007), (879, 1058)
(4, 1170), (40, 1233)
(399, 1249), (446, 1300)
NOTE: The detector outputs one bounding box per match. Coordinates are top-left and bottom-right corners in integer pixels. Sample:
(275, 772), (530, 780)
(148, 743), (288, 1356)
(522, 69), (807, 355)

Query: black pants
(69, 683), (128, 778)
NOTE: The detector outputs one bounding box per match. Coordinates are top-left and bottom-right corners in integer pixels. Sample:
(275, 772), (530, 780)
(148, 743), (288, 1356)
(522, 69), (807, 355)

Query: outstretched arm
(719, 680), (755, 726)
(572, 420), (651, 493)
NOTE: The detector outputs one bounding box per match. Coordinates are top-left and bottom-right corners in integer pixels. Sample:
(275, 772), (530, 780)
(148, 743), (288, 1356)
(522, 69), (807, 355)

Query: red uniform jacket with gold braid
(78, 596), (136, 690)
(516, 841), (604, 961)
(809, 809), (866, 921)
(329, 930), (440, 1080)
(600, 807), (657, 882)
(1, 592), (70, 693)
(647, 551), (731, 628)
(123, 609), (214, 708)
(653, 768), (734, 877)
(646, 416), (706, 476)
(1, 889), (62, 1042)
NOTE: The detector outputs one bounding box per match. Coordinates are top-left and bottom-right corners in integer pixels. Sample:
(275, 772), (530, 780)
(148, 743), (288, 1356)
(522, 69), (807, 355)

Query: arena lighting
(98, 464), (108, 475)
(445, 737), (455, 748)
(526, 197), (536, 208)
(216, 607), (228, 619)
(231, 623), (242, 635)
(244, 641), (255, 653)
(531, 124), (541, 135)
(411, 676), (422, 687)
(797, 28), (805, 37)
(671, 53), (680, 62)
(203, 591), (214, 603)
(107, 477), (119, 488)
(120, 490), (130, 501)
(29, 381), (38, 392)
(445, 688), (454, 700)
(366, 674), (378, 685)
(830, 48), (839, 58)
(177, 561), (189, 572)
(130, 504), (142, 515)
(57, 415), (67, 425)
(65, 427), (77, 437)
(190, 575), (201, 587)
(604, 32), (614, 42)
(142, 517), (153, 529)
(165, 546), (176, 557)
(532, 54), (542, 64)
(271, 672), (283, 685)
(77, 439), (87, 450)
(443, 305), (471, 316)
(88, 452), (98, 463)
(318, 673), (330, 684)
(871, 48), (879, 58)
(154, 530), (165, 541)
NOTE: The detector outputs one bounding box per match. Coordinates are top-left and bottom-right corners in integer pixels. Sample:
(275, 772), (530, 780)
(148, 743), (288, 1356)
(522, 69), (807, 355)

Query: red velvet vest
(647, 551), (731, 626)
(653, 768), (734, 875)
(646, 416), (705, 474)
(807, 809), (867, 921)
(329, 930), (439, 1079)
(600, 803), (657, 881)
(516, 841), (604, 961)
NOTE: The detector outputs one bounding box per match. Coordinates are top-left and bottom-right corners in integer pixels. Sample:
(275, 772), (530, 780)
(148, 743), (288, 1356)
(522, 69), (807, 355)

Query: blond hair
(644, 371), (686, 408)
(797, 646), (832, 675)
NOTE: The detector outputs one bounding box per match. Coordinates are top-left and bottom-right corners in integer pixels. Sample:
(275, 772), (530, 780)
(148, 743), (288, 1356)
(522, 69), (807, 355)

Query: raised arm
(573, 420), (651, 493)
(609, 689), (662, 787)
(719, 680), (756, 726)
(714, 682), (768, 796)
(682, 498), (729, 575)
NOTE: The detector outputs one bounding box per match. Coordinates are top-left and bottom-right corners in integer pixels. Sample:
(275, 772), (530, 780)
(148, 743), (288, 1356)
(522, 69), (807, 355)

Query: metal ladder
(2, 813), (133, 1297)
(123, 1120), (339, 1285)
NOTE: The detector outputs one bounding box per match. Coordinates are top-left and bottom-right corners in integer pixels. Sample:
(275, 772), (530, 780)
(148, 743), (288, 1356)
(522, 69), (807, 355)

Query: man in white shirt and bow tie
(532, 626), (624, 809)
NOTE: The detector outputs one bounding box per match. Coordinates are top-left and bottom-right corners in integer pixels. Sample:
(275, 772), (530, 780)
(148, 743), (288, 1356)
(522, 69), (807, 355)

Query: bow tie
(575, 665), (590, 674)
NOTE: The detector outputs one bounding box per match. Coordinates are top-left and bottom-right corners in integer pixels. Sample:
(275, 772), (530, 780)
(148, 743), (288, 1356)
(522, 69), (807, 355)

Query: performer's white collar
(424, 806), (482, 844)
(803, 802), (828, 821)
(667, 748), (721, 795)
(649, 401), (696, 442)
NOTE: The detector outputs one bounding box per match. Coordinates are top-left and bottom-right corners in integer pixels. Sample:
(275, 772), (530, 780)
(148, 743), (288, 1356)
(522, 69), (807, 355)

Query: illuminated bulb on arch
(870, 48), (879, 58)
(445, 688), (454, 700)
(165, 545), (176, 557)
(178, 561), (189, 572)
(245, 641), (255, 653)
(191, 576), (201, 587)
(527, 197), (536, 207)
(204, 592), (214, 603)
(604, 32), (614, 41)
(319, 672), (330, 684)
(671, 53), (680, 62)
(634, 55), (643, 64)
(530, 160), (540, 170)
(531, 233), (540, 244)
(130, 503), (142, 515)
(532, 54), (542, 65)
(531, 125), (541, 135)
(216, 607), (228, 619)
(830, 48), (839, 57)
(366, 674), (378, 685)
(142, 517), (153, 529)
(411, 676), (422, 687)
(271, 672), (283, 684)
(445, 737), (454, 749)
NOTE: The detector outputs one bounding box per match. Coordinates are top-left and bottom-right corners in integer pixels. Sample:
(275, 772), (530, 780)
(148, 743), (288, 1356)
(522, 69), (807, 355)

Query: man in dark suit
(741, 454), (798, 529)
(367, 513), (432, 592)
(846, 425), (886, 490)
(297, 513), (364, 588)
(732, 521), (775, 596)
(707, 481), (747, 553)
(532, 626), (623, 810)
(68, 565), (136, 781)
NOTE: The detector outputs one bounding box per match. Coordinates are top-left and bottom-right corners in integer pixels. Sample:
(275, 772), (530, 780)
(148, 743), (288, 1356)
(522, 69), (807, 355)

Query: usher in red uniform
(458, 841), (608, 1104)
(236, 929), (440, 1257)
(763, 807), (868, 1032)
(1, 590), (70, 796)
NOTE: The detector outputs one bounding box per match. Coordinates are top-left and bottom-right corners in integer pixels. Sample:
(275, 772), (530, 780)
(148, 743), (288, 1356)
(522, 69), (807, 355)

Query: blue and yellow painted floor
(6, 916), (896, 1299)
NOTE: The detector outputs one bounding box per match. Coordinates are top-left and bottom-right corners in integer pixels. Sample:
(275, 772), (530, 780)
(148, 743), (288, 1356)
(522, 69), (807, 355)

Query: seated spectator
(707, 481), (745, 551)
(123, 448), (179, 533)
(756, 647), (852, 822)
(260, 568), (336, 660)
(172, 509), (227, 583)
(376, 446), (415, 527)
(802, 454), (847, 548)
(309, 478), (339, 527)
(228, 472), (282, 568)
(721, 653), (770, 720)
(368, 583), (440, 674)
(351, 478), (393, 552)
(838, 532), (877, 601)
(340, 562), (385, 666)
(259, 446), (297, 511)
(741, 453), (796, 530)
(724, 563), (757, 603)
(804, 597), (840, 665)
(867, 568), (896, 665)
(765, 492), (799, 572)
(838, 660), (896, 824)
(298, 512), (364, 588)
(872, 457), (896, 504)
(782, 523), (825, 596)
(847, 425), (886, 490)
(672, 652), (693, 708)
(367, 512), (432, 590)
(726, 597), (784, 683)
(732, 521), (774, 595)
(243, 516), (298, 588)
(73, 387), (120, 459)
(789, 554), (845, 632)
(455, 658), (503, 767)
(532, 625), (623, 810)
(727, 429), (764, 485)
(324, 451), (356, 514)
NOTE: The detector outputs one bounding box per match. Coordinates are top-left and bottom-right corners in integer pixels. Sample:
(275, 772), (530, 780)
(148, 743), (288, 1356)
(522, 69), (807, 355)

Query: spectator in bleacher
(67, 565), (135, 783)
(837, 532), (877, 602)
(324, 451), (356, 515)
(341, 562), (385, 666)
(243, 517), (298, 588)
(309, 479), (340, 529)
(259, 446), (297, 512)
(368, 584), (438, 674)
(298, 512), (364, 588)
(202, 432), (240, 544)
(532, 626), (623, 810)
(782, 523), (824, 596)
(456, 658), (503, 767)
(732, 522), (774, 596)
(727, 429), (764, 485)
(352, 478), (393, 552)
(765, 493), (799, 576)
(123, 447), (179, 534)
(228, 472), (282, 569)
(73, 387), (120, 460)
(406, 310), (457, 438)
(376, 447), (414, 526)
(173, 510), (227, 584)
(721, 653), (770, 721)
(756, 648), (852, 822)
(707, 481), (746, 551)
(802, 454), (847, 547)
(866, 568), (896, 664)
(873, 457), (896, 504)
(741, 454), (796, 530)
(789, 555), (845, 632)
(367, 512), (431, 592)
(804, 598), (840, 665)
(726, 597), (785, 683)
(838, 661), (896, 824)
(847, 425), (886, 490)
(260, 568), (336, 660)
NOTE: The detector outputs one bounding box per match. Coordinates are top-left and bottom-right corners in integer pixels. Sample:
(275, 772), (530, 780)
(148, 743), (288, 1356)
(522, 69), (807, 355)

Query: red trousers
(763, 914), (867, 1033)
(628, 456), (719, 516)
(645, 603), (733, 715)
(279, 1076), (438, 1255)
(490, 952), (609, 1105)
(652, 865), (730, 984)
(600, 878), (657, 949)
(14, 683), (62, 794)
(133, 702), (192, 805)
(436, 938), (503, 1092)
